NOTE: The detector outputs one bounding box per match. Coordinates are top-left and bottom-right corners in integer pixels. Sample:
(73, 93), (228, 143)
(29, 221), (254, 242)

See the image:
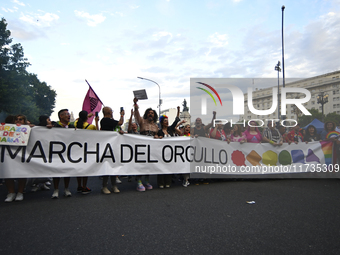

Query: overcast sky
(1, 0), (340, 122)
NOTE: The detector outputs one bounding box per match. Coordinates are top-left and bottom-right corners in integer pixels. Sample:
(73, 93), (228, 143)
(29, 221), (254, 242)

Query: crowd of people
(2, 97), (340, 202)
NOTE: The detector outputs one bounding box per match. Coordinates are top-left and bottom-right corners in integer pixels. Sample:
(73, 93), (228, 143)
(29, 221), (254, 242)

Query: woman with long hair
(243, 121), (262, 143)
(321, 121), (336, 141)
(156, 107), (180, 188)
(304, 125), (320, 142)
(230, 124), (247, 143)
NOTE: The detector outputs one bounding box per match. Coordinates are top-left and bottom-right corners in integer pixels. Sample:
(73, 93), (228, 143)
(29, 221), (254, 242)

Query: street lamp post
(137, 77), (162, 118)
(281, 5), (286, 120)
(317, 92), (329, 122)
(275, 61), (281, 119)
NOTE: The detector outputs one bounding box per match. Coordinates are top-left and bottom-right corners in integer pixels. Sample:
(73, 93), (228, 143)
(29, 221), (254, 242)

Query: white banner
(0, 127), (190, 178)
(0, 127), (338, 178)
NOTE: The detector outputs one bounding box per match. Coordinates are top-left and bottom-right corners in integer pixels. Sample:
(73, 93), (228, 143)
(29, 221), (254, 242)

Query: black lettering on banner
(211, 148), (219, 164)
(84, 143), (100, 163)
(175, 146), (185, 163)
(147, 145), (158, 163)
(185, 146), (194, 162)
(219, 149), (228, 164)
(162, 145), (173, 163)
(135, 144), (146, 163)
(49, 141), (66, 163)
(204, 148), (211, 163)
(194, 147), (203, 162)
(1, 145), (25, 163)
(100, 143), (115, 163)
(67, 142), (82, 163)
(27, 141), (47, 163)
(121, 144), (133, 163)
(21, 147), (26, 163)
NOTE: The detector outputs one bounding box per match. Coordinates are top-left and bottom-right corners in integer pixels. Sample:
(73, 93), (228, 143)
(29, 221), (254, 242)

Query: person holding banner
(244, 121), (262, 143)
(321, 121), (336, 141)
(183, 124), (191, 137)
(181, 123), (191, 187)
(210, 120), (227, 141)
(74, 110), (99, 195)
(133, 97), (159, 191)
(100, 106), (124, 194)
(223, 123), (232, 141)
(287, 123), (304, 144)
(157, 106), (181, 188)
(192, 112), (216, 138)
(4, 114), (28, 202)
(262, 121), (283, 146)
(230, 124), (247, 143)
(51, 109), (75, 199)
(29, 115), (53, 192)
(304, 125), (321, 143)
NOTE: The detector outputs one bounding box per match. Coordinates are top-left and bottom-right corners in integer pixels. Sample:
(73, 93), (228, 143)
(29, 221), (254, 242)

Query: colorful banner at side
(0, 124), (31, 146)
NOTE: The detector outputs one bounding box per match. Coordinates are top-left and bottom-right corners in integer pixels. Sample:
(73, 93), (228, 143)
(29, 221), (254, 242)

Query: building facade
(241, 70), (340, 121)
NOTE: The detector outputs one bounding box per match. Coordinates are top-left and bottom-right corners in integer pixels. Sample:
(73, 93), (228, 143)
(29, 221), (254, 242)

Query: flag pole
(85, 79), (104, 105)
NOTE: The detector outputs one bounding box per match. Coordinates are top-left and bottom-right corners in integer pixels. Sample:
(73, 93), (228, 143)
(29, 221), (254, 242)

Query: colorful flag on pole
(82, 80), (103, 124)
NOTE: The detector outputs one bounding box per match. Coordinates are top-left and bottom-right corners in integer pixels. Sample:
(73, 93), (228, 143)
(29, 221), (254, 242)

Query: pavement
(1, 176), (340, 255)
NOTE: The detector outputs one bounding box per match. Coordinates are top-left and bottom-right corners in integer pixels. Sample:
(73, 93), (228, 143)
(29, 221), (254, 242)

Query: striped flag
(82, 80), (103, 124)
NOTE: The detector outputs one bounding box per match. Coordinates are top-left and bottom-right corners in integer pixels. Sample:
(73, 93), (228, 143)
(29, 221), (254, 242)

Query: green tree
(298, 108), (323, 127)
(324, 112), (340, 125)
(0, 17), (56, 124)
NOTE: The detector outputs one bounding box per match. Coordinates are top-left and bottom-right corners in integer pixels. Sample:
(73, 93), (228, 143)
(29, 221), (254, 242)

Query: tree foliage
(298, 108), (323, 127)
(0, 17), (56, 124)
(298, 108), (340, 127)
(325, 112), (340, 124)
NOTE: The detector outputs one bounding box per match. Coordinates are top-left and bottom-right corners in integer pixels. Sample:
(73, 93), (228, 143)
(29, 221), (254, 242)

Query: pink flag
(82, 80), (103, 124)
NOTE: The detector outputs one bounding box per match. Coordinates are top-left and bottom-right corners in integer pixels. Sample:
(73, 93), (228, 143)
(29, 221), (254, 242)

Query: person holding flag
(82, 80), (103, 124)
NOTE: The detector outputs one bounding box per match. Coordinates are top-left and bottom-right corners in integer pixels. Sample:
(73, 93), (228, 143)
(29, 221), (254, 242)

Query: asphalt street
(1, 176), (340, 255)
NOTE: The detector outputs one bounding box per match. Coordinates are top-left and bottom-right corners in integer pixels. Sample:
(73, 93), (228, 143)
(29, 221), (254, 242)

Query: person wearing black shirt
(100, 106), (124, 194)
